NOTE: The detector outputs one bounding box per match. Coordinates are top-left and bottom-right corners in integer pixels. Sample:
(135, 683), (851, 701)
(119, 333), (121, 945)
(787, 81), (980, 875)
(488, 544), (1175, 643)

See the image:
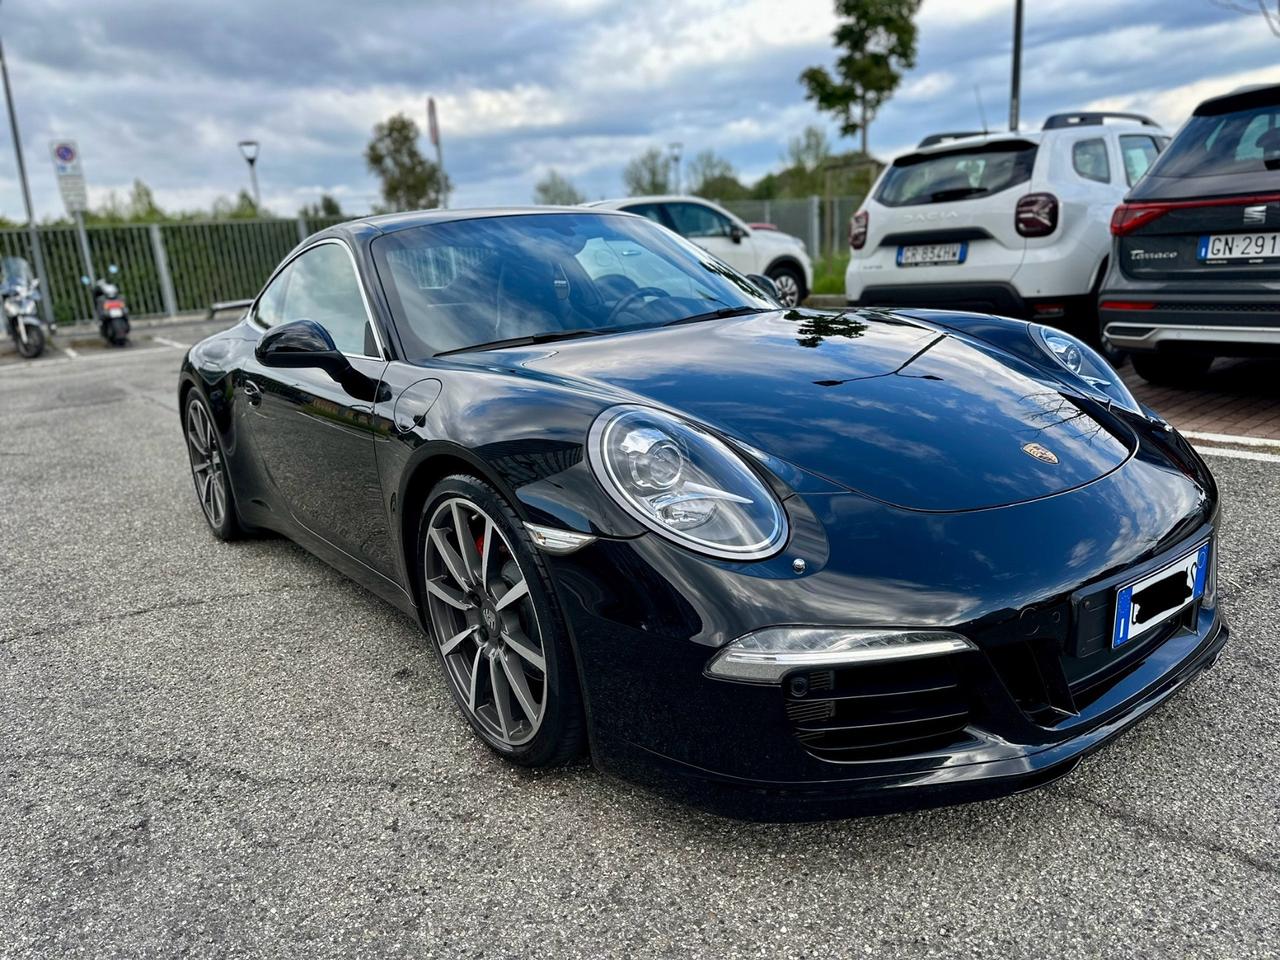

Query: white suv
(845, 112), (1168, 337)
(590, 196), (813, 306)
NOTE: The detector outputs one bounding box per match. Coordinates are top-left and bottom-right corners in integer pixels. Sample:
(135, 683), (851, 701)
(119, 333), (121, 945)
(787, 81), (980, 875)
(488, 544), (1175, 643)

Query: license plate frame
(1112, 541), (1209, 649)
(1196, 232), (1280, 262)
(897, 241), (967, 267)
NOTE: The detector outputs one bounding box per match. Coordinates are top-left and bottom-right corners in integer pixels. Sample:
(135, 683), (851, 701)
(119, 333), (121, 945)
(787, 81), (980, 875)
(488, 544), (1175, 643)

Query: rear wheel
(1131, 352), (1213, 387)
(766, 263), (805, 307)
(15, 325), (44, 359)
(419, 475), (585, 767)
(183, 393), (242, 540)
(108, 317), (129, 345)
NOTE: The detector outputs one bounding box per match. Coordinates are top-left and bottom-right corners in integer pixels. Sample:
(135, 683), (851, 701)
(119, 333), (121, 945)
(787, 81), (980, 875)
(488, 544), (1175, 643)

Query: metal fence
(0, 216), (348, 326)
(714, 195), (864, 260)
(0, 201), (860, 326)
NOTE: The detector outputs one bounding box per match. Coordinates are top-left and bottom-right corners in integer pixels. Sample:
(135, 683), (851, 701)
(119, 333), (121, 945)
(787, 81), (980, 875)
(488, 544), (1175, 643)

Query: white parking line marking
(62, 344), (79, 359)
(151, 336), (188, 349)
(1195, 446), (1280, 464)
(1183, 430), (1280, 450)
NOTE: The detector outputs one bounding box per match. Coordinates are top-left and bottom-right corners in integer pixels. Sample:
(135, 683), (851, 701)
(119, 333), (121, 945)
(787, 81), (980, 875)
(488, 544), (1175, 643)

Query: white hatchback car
(845, 112), (1168, 339)
(590, 196), (814, 306)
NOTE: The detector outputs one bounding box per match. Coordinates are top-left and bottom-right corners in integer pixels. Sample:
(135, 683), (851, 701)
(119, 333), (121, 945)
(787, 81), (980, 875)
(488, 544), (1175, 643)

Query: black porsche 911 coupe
(179, 208), (1226, 820)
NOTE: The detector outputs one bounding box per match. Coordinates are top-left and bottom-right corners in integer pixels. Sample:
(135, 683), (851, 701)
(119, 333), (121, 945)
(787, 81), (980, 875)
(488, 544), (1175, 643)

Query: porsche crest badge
(1022, 442), (1059, 464)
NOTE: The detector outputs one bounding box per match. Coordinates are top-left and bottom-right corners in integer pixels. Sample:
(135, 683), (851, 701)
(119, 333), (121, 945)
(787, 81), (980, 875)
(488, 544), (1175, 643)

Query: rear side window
(876, 141), (1038, 207)
(1072, 139), (1111, 183)
(1119, 135), (1161, 185)
(1148, 102), (1280, 178)
(665, 202), (734, 238)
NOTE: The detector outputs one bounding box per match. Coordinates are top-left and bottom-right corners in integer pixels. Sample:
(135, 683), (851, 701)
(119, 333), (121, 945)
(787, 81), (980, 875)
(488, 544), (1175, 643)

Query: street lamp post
(237, 140), (260, 212)
(1009, 0), (1024, 131)
(0, 28), (53, 324)
(668, 142), (683, 195)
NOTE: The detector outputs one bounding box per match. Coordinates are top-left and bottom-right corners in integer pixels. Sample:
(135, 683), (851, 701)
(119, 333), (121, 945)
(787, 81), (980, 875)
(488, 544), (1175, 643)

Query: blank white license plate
(897, 242), (967, 266)
(1197, 232), (1280, 261)
(1112, 542), (1209, 648)
(108, 308), (124, 318)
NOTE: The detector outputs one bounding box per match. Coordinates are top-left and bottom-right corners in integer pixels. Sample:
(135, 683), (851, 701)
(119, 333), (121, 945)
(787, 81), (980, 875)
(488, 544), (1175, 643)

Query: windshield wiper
(662, 305), (771, 327)
(436, 328), (609, 356)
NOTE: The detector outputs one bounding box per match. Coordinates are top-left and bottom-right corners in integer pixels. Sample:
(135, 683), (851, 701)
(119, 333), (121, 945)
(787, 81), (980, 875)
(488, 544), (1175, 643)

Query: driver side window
(666, 202), (734, 239)
(280, 243), (377, 357)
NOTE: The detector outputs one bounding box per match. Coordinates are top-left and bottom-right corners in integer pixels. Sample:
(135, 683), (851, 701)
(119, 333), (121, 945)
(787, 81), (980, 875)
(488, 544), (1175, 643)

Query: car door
(662, 201), (758, 274)
(240, 239), (395, 575)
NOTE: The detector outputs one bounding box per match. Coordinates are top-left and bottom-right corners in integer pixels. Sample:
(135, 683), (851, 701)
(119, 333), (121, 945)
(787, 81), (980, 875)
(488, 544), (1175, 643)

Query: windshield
(371, 212), (775, 358)
(2, 257), (32, 285)
(1147, 102), (1280, 178)
(876, 140), (1038, 207)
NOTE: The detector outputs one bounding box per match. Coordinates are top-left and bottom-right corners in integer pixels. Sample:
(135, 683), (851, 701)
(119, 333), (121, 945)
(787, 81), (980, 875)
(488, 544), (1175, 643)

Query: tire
(766, 263), (805, 308)
(1131, 352), (1213, 387)
(15, 325), (44, 359)
(418, 474), (586, 767)
(183, 392), (242, 540)
(108, 317), (129, 345)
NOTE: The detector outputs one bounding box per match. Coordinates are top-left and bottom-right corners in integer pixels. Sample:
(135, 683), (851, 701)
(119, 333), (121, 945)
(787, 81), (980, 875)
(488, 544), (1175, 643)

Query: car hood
(467, 309), (1134, 512)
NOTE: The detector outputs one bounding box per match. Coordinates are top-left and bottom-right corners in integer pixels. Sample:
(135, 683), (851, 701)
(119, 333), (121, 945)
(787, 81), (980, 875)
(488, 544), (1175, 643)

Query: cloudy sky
(1, 0), (1278, 220)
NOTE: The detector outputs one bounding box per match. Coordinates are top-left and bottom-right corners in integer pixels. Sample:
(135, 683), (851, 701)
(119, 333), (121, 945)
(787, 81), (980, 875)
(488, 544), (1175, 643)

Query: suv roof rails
(1042, 111), (1157, 130)
(917, 131), (988, 148)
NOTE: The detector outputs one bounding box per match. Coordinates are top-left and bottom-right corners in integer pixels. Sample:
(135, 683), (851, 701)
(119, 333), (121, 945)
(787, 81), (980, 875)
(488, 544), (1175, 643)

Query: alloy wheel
(423, 497), (547, 747)
(772, 272), (800, 307)
(185, 399), (227, 528)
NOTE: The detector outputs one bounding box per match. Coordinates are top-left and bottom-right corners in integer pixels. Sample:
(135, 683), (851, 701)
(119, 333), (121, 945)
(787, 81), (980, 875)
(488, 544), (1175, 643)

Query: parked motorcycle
(2, 256), (50, 359)
(84, 264), (130, 346)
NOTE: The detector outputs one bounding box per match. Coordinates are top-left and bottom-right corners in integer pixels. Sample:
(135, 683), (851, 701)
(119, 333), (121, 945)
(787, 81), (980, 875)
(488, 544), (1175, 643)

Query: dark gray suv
(1100, 83), (1280, 386)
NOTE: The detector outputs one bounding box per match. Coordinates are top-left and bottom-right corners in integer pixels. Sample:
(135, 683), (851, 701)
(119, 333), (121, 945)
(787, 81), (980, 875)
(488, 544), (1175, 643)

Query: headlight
(1031, 325), (1139, 413)
(707, 627), (975, 683)
(587, 404), (787, 560)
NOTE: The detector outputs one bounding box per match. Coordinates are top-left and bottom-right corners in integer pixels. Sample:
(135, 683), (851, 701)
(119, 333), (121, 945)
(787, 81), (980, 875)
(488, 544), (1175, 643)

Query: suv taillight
(1111, 202), (1168, 236)
(1016, 193), (1058, 237)
(850, 210), (868, 250)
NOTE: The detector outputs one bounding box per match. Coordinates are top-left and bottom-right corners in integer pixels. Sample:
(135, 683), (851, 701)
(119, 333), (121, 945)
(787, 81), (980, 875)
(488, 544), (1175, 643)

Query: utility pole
(1009, 0), (1023, 131)
(238, 140), (260, 211)
(0, 26), (53, 324)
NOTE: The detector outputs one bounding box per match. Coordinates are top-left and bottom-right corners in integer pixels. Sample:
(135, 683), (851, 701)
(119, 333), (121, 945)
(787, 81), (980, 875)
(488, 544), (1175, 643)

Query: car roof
(899, 118), (1165, 162)
(332, 205), (635, 236)
(589, 195), (723, 208)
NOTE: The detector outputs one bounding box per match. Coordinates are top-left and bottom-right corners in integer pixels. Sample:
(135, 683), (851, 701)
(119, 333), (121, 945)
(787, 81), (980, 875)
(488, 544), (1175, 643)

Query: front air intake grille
(783, 656), (977, 761)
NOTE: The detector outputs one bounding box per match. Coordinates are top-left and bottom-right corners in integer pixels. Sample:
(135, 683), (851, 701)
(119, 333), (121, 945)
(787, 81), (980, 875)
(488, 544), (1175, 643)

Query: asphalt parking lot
(2, 322), (1278, 959)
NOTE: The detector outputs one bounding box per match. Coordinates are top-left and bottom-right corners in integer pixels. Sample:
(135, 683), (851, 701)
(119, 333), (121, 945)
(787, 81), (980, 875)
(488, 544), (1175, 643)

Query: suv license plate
(1112, 541), (1209, 648)
(897, 242), (966, 267)
(1197, 232), (1280, 262)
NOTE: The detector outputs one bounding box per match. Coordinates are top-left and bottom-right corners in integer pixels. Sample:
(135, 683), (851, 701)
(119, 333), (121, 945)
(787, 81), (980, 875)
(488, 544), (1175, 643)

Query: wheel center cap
(481, 604), (499, 637)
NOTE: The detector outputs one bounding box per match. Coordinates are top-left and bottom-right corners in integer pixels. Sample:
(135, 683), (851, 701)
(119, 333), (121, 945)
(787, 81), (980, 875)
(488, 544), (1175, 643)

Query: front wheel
(418, 475), (585, 767)
(14, 324), (44, 359)
(766, 263), (805, 308)
(1131, 352), (1213, 387)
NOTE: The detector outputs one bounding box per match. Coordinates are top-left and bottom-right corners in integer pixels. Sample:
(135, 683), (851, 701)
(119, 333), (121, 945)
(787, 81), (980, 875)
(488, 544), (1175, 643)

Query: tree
(685, 150), (749, 200)
(800, 0), (922, 155)
(622, 147), (672, 196)
(532, 169), (586, 205)
(785, 126), (832, 173)
(127, 179), (164, 220)
(300, 194), (344, 218)
(365, 112), (449, 212)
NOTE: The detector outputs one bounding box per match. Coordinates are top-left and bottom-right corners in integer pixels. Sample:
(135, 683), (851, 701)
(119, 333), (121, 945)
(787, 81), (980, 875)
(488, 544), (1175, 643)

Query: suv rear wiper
(436, 328), (609, 356)
(662, 305), (771, 327)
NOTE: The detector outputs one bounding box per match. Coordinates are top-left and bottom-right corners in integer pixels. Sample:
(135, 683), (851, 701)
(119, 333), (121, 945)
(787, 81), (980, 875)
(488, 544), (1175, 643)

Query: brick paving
(1123, 357), (1280, 440)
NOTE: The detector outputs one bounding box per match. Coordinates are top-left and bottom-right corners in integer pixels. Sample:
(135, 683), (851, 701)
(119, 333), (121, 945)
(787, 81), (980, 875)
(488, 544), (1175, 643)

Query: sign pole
(72, 209), (94, 284)
(428, 98), (447, 209)
(0, 35), (53, 325)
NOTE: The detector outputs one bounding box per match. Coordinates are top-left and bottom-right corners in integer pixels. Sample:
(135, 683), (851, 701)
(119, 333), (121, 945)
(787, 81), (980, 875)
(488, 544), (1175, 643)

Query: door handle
(242, 379), (262, 406)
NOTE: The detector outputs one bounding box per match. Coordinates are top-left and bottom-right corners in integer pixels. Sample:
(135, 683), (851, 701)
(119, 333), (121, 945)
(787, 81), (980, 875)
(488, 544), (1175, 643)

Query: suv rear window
(875, 140), (1038, 207)
(1147, 102), (1280, 179)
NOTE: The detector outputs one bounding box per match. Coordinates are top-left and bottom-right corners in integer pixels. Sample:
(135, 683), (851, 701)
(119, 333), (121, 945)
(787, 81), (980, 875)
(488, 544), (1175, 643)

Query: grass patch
(811, 252), (850, 296)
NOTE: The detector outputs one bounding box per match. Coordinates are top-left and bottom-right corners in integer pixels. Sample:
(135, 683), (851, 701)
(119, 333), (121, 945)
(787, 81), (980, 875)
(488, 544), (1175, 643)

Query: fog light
(706, 627), (975, 684)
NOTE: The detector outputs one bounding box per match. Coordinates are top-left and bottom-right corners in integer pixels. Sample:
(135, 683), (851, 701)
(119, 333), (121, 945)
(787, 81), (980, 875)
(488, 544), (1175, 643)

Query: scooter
(83, 263), (130, 346)
(2, 256), (50, 359)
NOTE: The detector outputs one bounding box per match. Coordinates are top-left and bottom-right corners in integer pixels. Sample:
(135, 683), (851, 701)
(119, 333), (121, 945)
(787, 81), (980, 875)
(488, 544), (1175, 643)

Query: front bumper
(546, 430), (1222, 820)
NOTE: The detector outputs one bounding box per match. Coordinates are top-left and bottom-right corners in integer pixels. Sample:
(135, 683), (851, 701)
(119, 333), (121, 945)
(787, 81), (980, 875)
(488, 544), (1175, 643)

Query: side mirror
(256, 318), (350, 376)
(729, 224), (747, 244)
(80, 275), (90, 286)
(746, 273), (780, 303)
(108, 263), (119, 275)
